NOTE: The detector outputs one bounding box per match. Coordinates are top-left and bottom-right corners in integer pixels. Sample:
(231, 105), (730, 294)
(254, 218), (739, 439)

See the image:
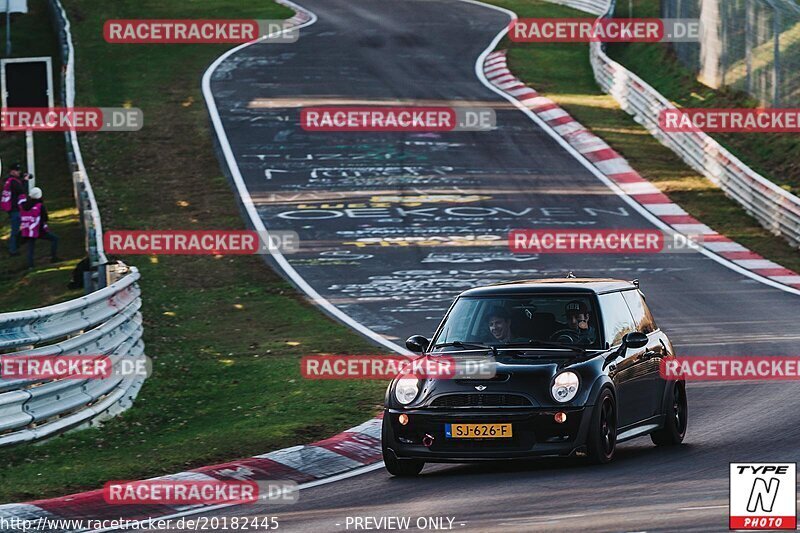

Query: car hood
(411, 358), (598, 409)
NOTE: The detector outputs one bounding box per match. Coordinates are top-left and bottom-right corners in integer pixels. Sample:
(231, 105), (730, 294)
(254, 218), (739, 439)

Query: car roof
(458, 278), (637, 297)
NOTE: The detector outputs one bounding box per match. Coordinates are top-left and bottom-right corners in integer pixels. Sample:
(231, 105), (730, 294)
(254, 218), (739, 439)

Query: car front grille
(429, 393), (532, 408)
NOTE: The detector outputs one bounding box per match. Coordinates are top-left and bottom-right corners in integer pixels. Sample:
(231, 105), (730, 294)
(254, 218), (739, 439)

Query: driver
(562, 300), (597, 345)
(487, 307), (515, 344)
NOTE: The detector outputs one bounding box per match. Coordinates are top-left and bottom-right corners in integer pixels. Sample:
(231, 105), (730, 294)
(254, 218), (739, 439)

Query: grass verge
(5, 0), (796, 505)
(484, 0), (800, 273)
(0, 0), (385, 503)
(0, 0), (84, 311)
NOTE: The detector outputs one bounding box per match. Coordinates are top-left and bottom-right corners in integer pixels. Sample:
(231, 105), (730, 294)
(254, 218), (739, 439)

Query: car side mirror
(622, 331), (648, 349)
(605, 331), (648, 366)
(405, 335), (430, 353)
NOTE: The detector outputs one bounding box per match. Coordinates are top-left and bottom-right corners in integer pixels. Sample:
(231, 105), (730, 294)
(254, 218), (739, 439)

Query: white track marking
(677, 505), (727, 511)
(465, 0), (800, 297)
(116, 0), (800, 529)
(86, 463), (386, 532)
(200, 0), (411, 355)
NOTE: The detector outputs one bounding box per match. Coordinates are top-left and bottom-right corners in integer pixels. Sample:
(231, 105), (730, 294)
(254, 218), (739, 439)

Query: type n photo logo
(730, 463), (796, 530)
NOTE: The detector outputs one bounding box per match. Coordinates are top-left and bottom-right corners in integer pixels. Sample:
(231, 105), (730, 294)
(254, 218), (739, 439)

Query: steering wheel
(549, 329), (583, 344)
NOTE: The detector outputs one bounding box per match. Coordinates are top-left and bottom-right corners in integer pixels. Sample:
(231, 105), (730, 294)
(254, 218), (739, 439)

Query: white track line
(205, 0), (797, 375)
(676, 505), (727, 511)
(89, 8), (398, 530)
(137, 0), (800, 529)
(466, 0), (800, 297)
(87, 463), (386, 532)
(200, 0), (410, 355)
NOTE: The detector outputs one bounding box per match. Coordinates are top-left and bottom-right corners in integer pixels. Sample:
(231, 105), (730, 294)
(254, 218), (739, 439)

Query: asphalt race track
(173, 0), (800, 530)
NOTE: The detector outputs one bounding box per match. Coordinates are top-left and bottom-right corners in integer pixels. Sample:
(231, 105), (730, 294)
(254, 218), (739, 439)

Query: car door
(598, 291), (650, 428)
(622, 289), (666, 421)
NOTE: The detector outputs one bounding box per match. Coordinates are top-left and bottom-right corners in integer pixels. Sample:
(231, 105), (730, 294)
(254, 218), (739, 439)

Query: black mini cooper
(382, 278), (687, 476)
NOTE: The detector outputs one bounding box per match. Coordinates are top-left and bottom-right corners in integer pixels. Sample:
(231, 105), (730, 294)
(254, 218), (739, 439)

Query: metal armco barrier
(540, 0), (800, 248)
(0, 0), (153, 447)
(0, 268), (145, 447)
(544, 0), (609, 15)
(46, 0), (109, 289)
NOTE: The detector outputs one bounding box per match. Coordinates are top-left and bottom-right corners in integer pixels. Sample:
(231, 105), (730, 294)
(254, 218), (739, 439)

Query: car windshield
(432, 295), (602, 350)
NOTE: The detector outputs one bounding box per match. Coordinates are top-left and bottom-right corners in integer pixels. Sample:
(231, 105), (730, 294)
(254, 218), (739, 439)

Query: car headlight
(551, 371), (580, 403)
(395, 376), (420, 405)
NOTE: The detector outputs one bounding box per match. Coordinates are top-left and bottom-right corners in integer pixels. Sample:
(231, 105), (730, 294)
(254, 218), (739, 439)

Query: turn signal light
(398, 414), (409, 426)
(554, 412), (567, 424)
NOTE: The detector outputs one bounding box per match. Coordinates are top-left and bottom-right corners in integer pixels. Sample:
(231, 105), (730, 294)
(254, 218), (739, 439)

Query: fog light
(398, 414), (409, 426)
(554, 412), (567, 424)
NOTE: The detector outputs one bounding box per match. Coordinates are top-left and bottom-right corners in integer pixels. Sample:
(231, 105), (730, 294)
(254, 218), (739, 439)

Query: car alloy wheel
(651, 382), (688, 446)
(587, 389), (616, 464)
(673, 384), (687, 435)
(600, 395), (616, 456)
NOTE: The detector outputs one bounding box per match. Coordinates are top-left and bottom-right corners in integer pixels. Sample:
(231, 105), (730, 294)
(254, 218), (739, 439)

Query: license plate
(445, 423), (512, 439)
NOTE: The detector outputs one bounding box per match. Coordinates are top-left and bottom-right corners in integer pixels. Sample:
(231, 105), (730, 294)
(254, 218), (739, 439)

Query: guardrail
(46, 0), (109, 289)
(544, 0), (609, 15)
(542, 0), (800, 248)
(0, 0), (148, 447)
(0, 267), (145, 447)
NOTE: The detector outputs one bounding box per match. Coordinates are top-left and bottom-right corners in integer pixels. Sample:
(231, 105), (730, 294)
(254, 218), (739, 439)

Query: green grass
(484, 0), (800, 272)
(4, 0), (797, 504)
(0, 0), (386, 502)
(0, 0), (84, 310)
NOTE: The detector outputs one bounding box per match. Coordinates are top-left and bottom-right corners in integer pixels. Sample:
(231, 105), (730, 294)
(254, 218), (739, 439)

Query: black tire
(382, 417), (424, 477)
(651, 381), (687, 446)
(586, 389), (617, 464)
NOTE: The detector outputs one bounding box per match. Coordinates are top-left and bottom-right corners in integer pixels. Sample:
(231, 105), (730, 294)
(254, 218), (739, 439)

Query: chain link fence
(539, 0), (800, 248)
(662, 0), (800, 107)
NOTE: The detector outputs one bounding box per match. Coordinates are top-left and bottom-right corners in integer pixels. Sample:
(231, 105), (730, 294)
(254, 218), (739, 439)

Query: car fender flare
(585, 375), (615, 408)
(384, 381), (393, 406)
(570, 377), (614, 448)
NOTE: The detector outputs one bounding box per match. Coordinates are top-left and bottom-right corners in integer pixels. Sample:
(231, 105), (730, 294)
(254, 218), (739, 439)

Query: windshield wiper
(431, 341), (498, 357)
(508, 353), (577, 360)
(502, 340), (588, 355)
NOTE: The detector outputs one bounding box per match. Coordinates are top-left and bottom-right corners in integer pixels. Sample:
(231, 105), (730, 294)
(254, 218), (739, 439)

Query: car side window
(598, 292), (638, 347)
(622, 290), (657, 334)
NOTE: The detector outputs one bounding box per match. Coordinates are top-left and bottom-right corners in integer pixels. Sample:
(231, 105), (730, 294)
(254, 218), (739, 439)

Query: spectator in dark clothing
(1, 163), (29, 256)
(19, 187), (61, 268)
(69, 256), (92, 290)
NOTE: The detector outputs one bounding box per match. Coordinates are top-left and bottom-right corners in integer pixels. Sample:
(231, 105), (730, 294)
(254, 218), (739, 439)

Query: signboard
(0, 0), (28, 14)
(0, 57), (53, 183)
(1, 57), (53, 109)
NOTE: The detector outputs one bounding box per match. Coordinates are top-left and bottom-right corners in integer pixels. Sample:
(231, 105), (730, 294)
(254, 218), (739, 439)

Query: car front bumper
(384, 406), (593, 462)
